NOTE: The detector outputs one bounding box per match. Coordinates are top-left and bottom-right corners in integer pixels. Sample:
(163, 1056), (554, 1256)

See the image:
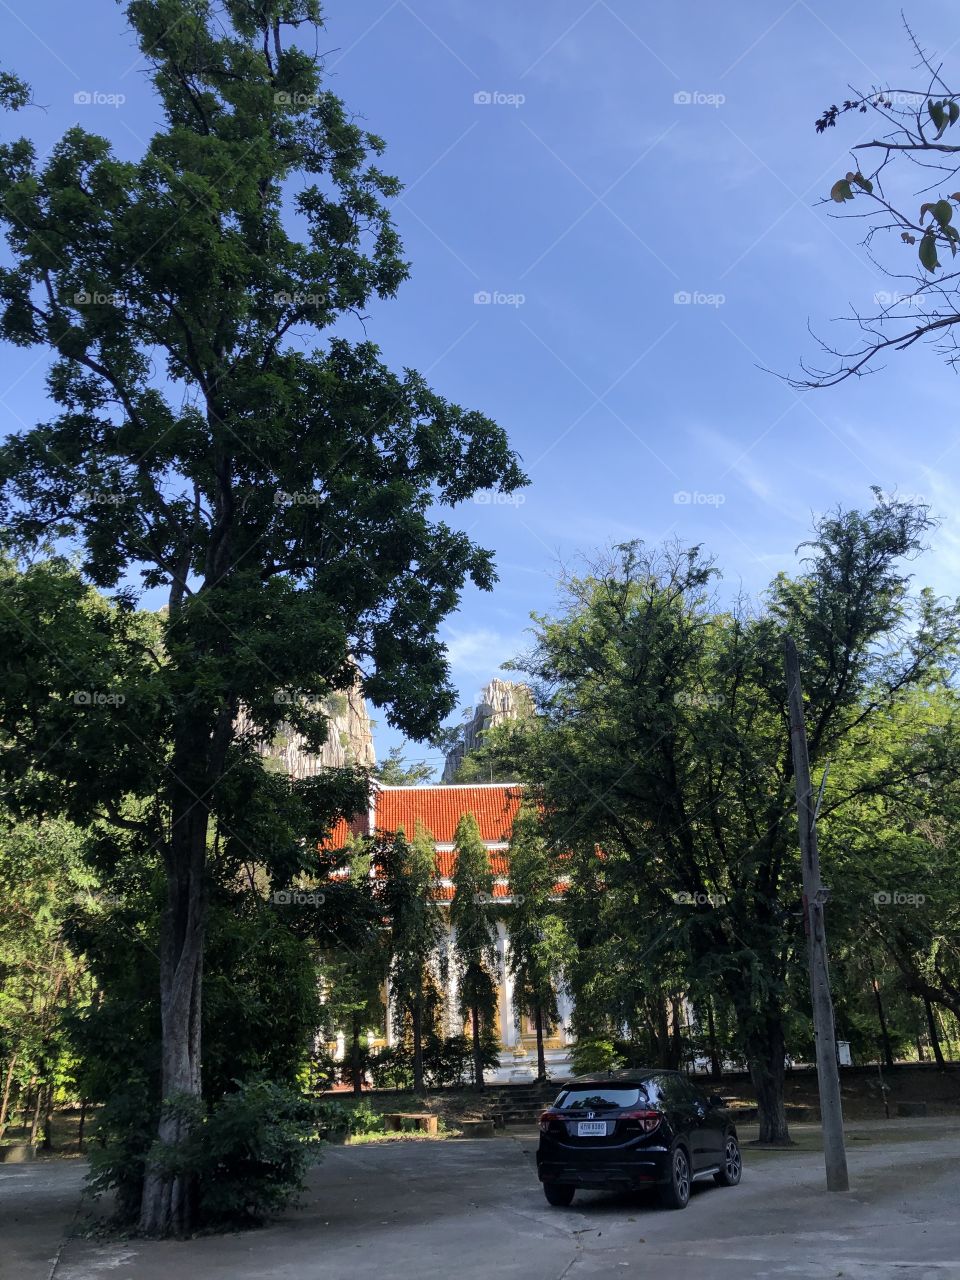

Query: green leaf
(949, 100), (960, 125)
(919, 232), (939, 272)
(830, 179), (854, 203)
(920, 203), (936, 222)
(850, 172), (874, 194)
(929, 99), (947, 136)
(934, 199), (953, 225)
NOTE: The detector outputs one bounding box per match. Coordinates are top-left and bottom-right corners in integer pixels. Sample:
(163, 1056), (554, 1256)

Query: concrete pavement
(3, 1119), (960, 1279)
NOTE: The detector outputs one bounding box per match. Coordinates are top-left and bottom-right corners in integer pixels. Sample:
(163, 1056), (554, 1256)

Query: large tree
(382, 825), (446, 1095)
(449, 812), (500, 1090)
(503, 807), (568, 1082)
(501, 496), (959, 1141)
(0, 0), (524, 1235)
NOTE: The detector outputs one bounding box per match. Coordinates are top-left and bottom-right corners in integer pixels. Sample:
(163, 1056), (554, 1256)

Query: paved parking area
(4, 1119), (960, 1280)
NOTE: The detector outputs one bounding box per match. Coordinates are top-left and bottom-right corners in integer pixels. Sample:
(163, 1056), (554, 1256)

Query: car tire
(543, 1182), (575, 1207)
(714, 1134), (742, 1187)
(658, 1145), (691, 1210)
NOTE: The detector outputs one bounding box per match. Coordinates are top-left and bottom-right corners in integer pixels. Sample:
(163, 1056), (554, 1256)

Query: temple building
(327, 782), (576, 1083)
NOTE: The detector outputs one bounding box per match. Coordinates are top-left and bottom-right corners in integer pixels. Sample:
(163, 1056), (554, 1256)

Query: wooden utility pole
(785, 635), (850, 1192)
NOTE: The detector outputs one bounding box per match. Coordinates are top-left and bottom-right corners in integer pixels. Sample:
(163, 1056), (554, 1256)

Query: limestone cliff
(238, 679), (375, 779)
(441, 678), (532, 782)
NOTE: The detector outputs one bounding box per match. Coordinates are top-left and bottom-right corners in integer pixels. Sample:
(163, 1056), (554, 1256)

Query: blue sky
(3, 0), (960, 774)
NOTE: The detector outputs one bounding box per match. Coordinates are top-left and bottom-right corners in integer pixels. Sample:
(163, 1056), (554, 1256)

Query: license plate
(577, 1121), (607, 1137)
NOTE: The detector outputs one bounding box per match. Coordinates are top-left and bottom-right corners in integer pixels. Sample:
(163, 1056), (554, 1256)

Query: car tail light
(621, 1109), (661, 1133)
(539, 1109), (560, 1132)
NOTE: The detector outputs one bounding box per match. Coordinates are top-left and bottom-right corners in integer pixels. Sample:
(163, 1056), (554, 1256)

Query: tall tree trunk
(534, 1001), (546, 1082)
(916, 1033), (925, 1062)
(0, 1054), (17, 1139)
(350, 1014), (364, 1097)
(412, 993), (425, 1095)
(41, 1082), (55, 1151)
(139, 793), (208, 1237)
(706, 1000), (722, 1079)
(470, 1005), (484, 1091)
(653, 991), (670, 1068)
(669, 995), (684, 1070)
(28, 1079), (43, 1148)
(873, 977), (894, 1069)
(78, 1099), (87, 1153)
(745, 1015), (790, 1144)
(925, 997), (946, 1068)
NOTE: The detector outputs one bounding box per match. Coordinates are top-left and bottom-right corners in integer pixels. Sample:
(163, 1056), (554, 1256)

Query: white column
(500, 923), (517, 1046)
(446, 924), (460, 1035)
(384, 975), (395, 1046)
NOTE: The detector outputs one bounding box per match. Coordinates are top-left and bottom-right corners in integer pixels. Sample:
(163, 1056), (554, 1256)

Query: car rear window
(554, 1086), (645, 1111)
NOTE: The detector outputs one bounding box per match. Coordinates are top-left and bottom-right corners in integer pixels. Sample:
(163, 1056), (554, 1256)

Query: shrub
(344, 1100), (385, 1136)
(85, 1077), (158, 1223)
(90, 1079), (322, 1229)
(369, 1045), (413, 1090)
(188, 1079), (321, 1226)
(423, 1035), (469, 1087)
(570, 1037), (624, 1075)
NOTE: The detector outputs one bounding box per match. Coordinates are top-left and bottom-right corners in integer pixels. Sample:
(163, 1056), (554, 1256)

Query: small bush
(89, 1079), (322, 1230)
(188, 1079), (321, 1225)
(344, 1100), (385, 1136)
(85, 1078), (158, 1223)
(369, 1045), (413, 1090)
(570, 1036), (624, 1075)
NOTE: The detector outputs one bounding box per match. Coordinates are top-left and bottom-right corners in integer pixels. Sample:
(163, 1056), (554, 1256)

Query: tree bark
(138, 787), (208, 1237)
(669, 995), (684, 1070)
(350, 1014), (364, 1097)
(0, 1054), (17, 1139)
(745, 1015), (791, 1144)
(28, 1081), (43, 1148)
(925, 997), (946, 1069)
(534, 1001), (546, 1082)
(412, 993), (425, 1095)
(706, 1000), (722, 1079)
(470, 1005), (484, 1091)
(873, 977), (894, 1069)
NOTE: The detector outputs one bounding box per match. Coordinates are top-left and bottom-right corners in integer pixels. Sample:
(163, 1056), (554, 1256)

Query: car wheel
(659, 1145), (691, 1210)
(543, 1182), (575, 1207)
(714, 1134), (742, 1187)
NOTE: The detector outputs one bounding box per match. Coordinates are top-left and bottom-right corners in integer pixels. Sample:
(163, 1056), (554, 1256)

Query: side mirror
(708, 1094), (725, 1108)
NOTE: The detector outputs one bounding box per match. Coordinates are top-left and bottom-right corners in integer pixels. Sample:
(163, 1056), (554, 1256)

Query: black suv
(536, 1069), (741, 1209)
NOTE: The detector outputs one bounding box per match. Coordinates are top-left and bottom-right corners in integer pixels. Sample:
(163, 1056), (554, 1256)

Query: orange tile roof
(374, 784), (524, 845)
